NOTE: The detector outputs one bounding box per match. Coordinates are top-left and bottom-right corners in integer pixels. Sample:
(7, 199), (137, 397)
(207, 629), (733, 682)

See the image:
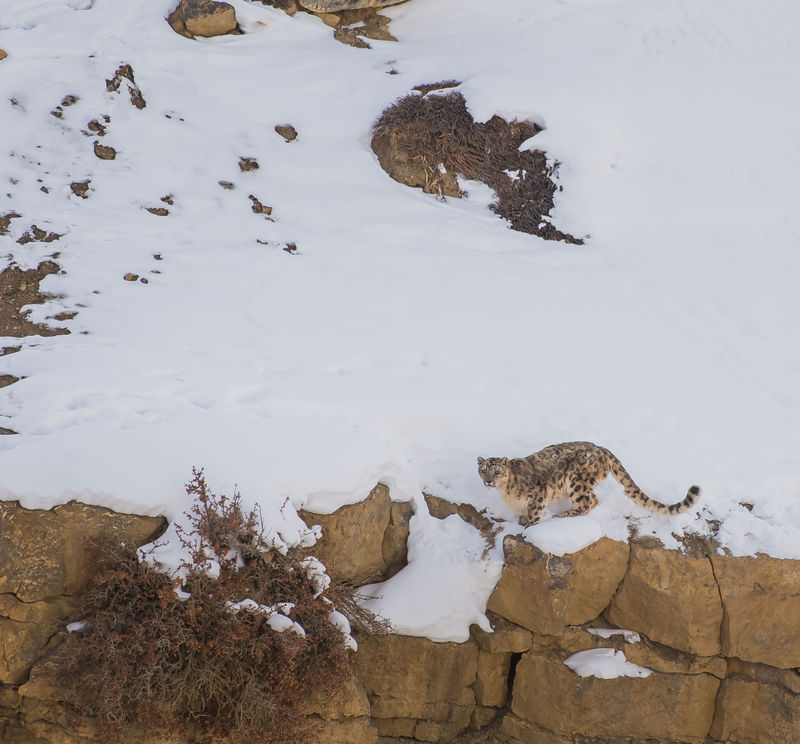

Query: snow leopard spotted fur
(478, 441), (700, 526)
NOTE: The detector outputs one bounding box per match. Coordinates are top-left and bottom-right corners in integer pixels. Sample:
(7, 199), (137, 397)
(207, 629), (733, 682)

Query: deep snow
(2, 0), (800, 641)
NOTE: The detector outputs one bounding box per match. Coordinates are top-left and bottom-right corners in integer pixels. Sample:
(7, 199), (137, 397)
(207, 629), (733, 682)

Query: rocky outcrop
(4, 488), (800, 744)
(299, 484), (412, 584)
(711, 553), (800, 668)
(487, 535), (629, 635)
(355, 634), (478, 741)
(607, 538), (723, 656)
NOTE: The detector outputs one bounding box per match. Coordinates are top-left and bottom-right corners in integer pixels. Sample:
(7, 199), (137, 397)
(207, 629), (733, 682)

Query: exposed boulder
(510, 652), (719, 743)
(170, 0), (238, 38)
(0, 501), (166, 601)
(711, 553), (800, 668)
(607, 539), (723, 657)
(487, 535), (629, 634)
(355, 633), (478, 742)
(0, 596), (73, 684)
(299, 484), (412, 585)
(711, 669), (800, 744)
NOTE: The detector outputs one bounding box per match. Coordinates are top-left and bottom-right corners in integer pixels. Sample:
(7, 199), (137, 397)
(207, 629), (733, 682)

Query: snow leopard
(477, 441), (700, 526)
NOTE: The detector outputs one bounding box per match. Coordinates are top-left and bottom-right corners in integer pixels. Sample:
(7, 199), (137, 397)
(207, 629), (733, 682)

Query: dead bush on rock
(51, 469), (373, 744)
(372, 89), (582, 243)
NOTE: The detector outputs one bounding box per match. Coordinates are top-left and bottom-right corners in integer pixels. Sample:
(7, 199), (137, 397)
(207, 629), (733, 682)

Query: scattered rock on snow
(0, 49), (7, 61)
(145, 207), (169, 216)
(17, 225), (62, 244)
(218, 180), (235, 190)
(105, 64), (146, 109)
(299, 0), (405, 11)
(93, 142), (117, 160)
(123, 273), (139, 281)
(70, 180), (91, 199)
(249, 195), (272, 215)
(238, 156), (259, 172)
(274, 123), (298, 141)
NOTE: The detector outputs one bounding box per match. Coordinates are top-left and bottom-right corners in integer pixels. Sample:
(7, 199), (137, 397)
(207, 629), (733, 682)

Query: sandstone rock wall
(3, 489), (800, 744)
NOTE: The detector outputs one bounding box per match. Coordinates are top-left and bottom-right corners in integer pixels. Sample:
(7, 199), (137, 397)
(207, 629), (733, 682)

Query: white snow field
(2, 0), (800, 641)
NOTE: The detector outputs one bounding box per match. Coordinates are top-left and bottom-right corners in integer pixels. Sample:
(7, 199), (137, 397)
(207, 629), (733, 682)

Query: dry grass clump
(372, 89), (582, 243)
(51, 469), (377, 744)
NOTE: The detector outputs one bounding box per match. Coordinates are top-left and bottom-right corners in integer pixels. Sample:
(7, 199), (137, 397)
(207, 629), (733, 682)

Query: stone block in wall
(473, 649), (511, 707)
(469, 705), (498, 729)
(710, 674), (800, 744)
(0, 501), (165, 601)
(0, 595), (74, 685)
(310, 715), (378, 744)
(528, 625), (726, 679)
(607, 539), (723, 656)
(511, 652), (719, 743)
(300, 485), (412, 586)
(500, 714), (570, 744)
(356, 633), (478, 742)
(302, 677), (371, 719)
(470, 612), (531, 654)
(375, 717), (417, 737)
(711, 554), (800, 668)
(486, 536), (628, 635)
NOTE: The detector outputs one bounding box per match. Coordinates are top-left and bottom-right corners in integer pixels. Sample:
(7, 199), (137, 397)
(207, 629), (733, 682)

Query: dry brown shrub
(51, 469), (375, 743)
(373, 90), (582, 243)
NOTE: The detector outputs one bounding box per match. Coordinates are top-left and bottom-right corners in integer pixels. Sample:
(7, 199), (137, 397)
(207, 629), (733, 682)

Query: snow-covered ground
(2, 0), (800, 642)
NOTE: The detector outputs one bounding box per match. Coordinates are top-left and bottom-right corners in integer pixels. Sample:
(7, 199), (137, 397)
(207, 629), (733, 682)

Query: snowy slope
(2, 0), (800, 641)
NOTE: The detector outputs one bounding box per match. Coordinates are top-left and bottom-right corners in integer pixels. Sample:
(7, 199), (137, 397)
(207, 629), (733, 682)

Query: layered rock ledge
(2, 487), (799, 744)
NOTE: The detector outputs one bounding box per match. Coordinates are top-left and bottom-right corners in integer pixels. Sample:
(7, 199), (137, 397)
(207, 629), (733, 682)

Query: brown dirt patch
(0, 260), (69, 338)
(372, 89), (582, 243)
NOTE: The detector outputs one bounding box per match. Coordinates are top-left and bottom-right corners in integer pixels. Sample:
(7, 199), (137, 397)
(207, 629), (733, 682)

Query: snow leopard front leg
(522, 497), (546, 526)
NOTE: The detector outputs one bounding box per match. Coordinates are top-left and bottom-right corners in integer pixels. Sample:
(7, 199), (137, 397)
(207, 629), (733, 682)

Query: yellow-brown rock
(528, 625), (726, 679)
(710, 675), (800, 744)
(0, 595), (73, 684)
(310, 715), (378, 744)
(500, 714), (570, 744)
(607, 540), (722, 656)
(0, 501), (165, 601)
(300, 484), (411, 585)
(487, 535), (628, 634)
(356, 633), (477, 741)
(470, 613), (532, 654)
(511, 652), (719, 743)
(382, 499), (413, 578)
(181, 0), (237, 37)
(302, 677), (370, 719)
(473, 650), (511, 708)
(711, 553), (800, 668)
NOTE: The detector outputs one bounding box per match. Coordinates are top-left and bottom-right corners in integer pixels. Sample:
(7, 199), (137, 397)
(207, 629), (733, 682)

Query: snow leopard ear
(500, 457), (509, 465)
(477, 456), (485, 464)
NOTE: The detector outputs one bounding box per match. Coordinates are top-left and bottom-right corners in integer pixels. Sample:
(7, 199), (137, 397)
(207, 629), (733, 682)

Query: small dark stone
(274, 124), (298, 142)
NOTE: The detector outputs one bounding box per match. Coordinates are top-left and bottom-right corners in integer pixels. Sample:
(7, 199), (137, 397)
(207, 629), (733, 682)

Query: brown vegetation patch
(0, 260), (69, 338)
(372, 90), (582, 243)
(49, 470), (379, 744)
